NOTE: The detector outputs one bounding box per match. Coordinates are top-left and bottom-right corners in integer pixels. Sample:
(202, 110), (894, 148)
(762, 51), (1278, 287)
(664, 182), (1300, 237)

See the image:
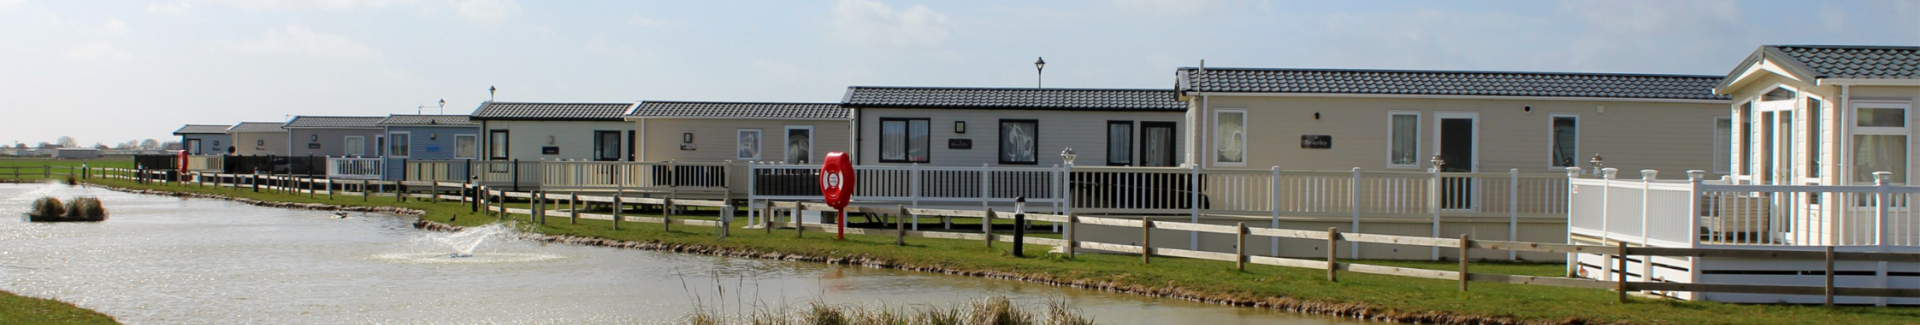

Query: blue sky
(2, 0), (1916, 147)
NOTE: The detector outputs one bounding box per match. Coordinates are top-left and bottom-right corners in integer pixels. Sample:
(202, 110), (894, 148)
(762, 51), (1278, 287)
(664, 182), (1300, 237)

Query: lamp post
(1429, 155), (1446, 173)
(1034, 57), (1046, 89)
(1060, 147), (1076, 165)
(1589, 154), (1605, 174)
(1013, 196), (1027, 257)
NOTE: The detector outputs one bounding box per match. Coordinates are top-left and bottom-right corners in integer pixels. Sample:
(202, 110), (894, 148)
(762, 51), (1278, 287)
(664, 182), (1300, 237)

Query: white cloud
(147, 2), (190, 14)
(630, 14), (678, 28)
(454, 0), (518, 22)
(194, 0), (417, 11)
(830, 0), (949, 48)
(0, 0), (24, 11)
(1108, 0), (1215, 17)
(105, 19), (128, 34)
(233, 24), (381, 61)
(67, 42), (131, 60)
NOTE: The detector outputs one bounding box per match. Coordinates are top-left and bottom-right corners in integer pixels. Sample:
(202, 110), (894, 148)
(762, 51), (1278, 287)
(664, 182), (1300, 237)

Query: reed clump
(24, 196), (106, 221)
(29, 196), (65, 217)
(684, 296), (1093, 325)
(66, 196), (106, 220)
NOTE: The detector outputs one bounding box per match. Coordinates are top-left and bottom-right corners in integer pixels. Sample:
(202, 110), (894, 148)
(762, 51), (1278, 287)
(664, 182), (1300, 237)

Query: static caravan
(1563, 45), (1920, 304)
(843, 87), (1188, 167)
(1175, 67), (1729, 173)
(284, 116), (387, 158)
(172, 124), (232, 155)
(627, 101), (848, 164)
(470, 101), (637, 162)
(377, 115), (479, 181)
(1068, 67), (1732, 261)
(228, 122), (291, 156)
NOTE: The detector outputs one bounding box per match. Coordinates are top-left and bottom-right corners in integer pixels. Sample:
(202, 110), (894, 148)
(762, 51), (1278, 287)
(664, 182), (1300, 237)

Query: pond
(0, 183), (1372, 324)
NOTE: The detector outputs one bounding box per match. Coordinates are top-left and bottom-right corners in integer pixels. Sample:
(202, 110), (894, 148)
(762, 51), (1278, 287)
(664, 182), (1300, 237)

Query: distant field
(0, 158), (136, 180)
(0, 157), (136, 169)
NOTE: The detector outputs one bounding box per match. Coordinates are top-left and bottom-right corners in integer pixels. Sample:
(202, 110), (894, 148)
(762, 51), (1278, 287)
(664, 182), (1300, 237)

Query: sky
(1, 0), (1916, 147)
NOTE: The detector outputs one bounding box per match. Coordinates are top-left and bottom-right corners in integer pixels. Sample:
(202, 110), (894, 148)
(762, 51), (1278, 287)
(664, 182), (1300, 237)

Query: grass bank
(0, 288), (120, 324)
(59, 177), (1920, 325)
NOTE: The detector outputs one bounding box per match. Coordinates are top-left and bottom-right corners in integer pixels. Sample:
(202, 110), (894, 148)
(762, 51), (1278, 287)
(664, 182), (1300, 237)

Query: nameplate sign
(948, 139), (972, 150)
(1300, 135), (1332, 149)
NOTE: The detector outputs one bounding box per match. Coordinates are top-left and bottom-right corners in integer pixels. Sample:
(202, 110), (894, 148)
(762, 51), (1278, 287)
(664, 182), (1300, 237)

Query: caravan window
(1388, 112), (1419, 168)
(1107, 121), (1132, 166)
(879, 118), (930, 163)
(999, 119), (1039, 165)
(1550, 115), (1577, 168)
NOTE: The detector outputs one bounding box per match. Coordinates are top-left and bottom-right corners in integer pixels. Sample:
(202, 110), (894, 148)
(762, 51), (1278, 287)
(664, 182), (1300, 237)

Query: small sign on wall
(948, 138), (972, 150)
(307, 143), (321, 149)
(424, 145), (441, 153)
(680, 144), (696, 151)
(1300, 135), (1332, 149)
(542, 146), (560, 155)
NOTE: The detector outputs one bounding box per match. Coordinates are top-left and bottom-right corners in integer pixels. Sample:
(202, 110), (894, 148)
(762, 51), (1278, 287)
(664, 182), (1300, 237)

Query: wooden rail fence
(11, 165), (1920, 305)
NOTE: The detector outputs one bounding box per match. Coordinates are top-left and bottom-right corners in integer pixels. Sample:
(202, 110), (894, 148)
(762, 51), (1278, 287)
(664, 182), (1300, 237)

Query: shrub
(29, 197), (65, 217)
(65, 197), (105, 220)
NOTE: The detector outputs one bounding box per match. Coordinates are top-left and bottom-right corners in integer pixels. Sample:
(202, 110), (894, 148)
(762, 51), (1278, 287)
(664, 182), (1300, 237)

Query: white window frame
(454, 134), (477, 159)
(1386, 111), (1421, 169)
(387, 132), (410, 158)
(737, 129), (762, 161)
(1805, 93), (1827, 184)
(784, 125), (813, 164)
(1548, 114), (1579, 169)
(1213, 109), (1248, 166)
(344, 136), (365, 157)
(1851, 101), (1912, 184)
(1713, 116), (1732, 174)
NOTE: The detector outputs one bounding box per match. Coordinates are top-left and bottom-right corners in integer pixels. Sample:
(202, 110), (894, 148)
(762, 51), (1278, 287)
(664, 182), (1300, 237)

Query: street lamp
(1034, 57), (1046, 88)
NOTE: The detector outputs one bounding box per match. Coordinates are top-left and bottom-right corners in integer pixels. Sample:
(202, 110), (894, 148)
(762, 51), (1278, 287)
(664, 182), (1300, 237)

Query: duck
(333, 212), (349, 219)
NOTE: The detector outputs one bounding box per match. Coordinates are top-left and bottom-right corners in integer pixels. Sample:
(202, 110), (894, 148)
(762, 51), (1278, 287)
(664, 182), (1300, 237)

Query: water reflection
(0, 183), (1372, 325)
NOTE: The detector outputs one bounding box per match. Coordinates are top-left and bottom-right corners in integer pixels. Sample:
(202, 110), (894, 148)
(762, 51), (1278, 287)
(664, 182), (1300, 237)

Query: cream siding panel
(230, 132), (290, 156)
(637, 118), (850, 163)
(482, 120), (633, 161)
(857, 108), (1186, 167)
(288, 128), (384, 157)
(1195, 96), (1725, 177)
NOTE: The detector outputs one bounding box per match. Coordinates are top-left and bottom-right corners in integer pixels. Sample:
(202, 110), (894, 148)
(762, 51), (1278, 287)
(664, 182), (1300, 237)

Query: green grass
(0, 290), (119, 325)
(0, 158), (134, 181)
(63, 177), (1920, 325)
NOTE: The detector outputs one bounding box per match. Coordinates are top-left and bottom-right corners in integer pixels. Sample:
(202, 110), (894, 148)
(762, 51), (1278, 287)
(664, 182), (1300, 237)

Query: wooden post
(535, 192), (545, 225)
(1459, 234), (1471, 292)
(1825, 246), (1836, 307)
(325, 179), (332, 199)
(1235, 222), (1247, 271)
(1065, 215), (1077, 259)
(1327, 227), (1339, 282)
(984, 208), (995, 248)
(611, 195), (622, 230)
(1141, 217), (1153, 264)
(431, 181), (438, 202)
(896, 205), (908, 246)
(796, 202), (805, 238)
(569, 193), (579, 224)
(1617, 242), (1629, 303)
(497, 190), (507, 220)
(362, 180), (370, 202)
(662, 198), (674, 232)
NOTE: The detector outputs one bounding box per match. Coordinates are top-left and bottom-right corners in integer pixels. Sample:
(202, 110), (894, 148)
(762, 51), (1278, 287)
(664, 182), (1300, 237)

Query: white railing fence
(325, 157), (382, 180)
(1570, 169), (1920, 249)
(402, 159), (473, 182)
(538, 160), (730, 191)
(185, 155), (224, 172)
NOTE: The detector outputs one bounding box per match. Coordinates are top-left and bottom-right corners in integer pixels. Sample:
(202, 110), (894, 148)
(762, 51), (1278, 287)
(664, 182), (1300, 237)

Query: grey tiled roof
(629, 101), (846, 120)
(468, 102), (636, 121)
(227, 122), (288, 133)
(1177, 68), (1728, 101)
(173, 124), (232, 135)
(284, 116), (385, 128)
(378, 115), (476, 126)
(1767, 45), (1920, 79)
(842, 87), (1185, 111)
